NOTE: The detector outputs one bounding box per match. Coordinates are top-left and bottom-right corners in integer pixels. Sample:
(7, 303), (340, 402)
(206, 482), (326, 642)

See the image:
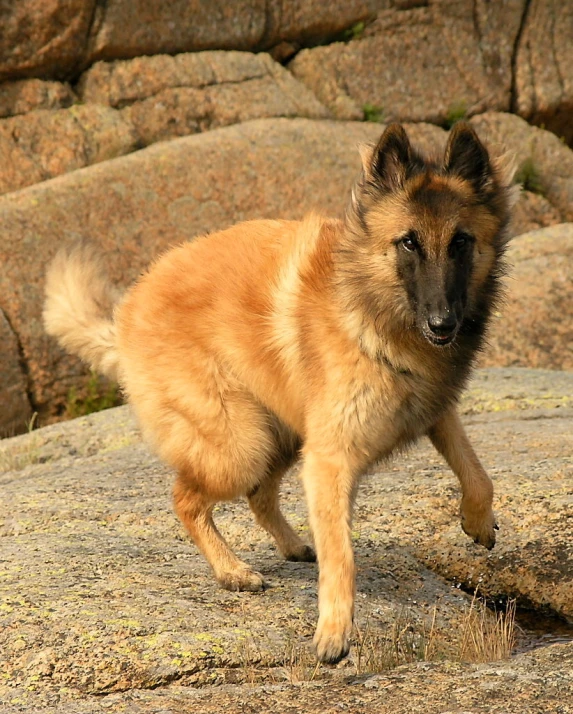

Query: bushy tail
(43, 243), (124, 380)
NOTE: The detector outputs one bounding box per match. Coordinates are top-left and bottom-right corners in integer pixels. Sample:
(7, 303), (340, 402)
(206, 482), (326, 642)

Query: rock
(0, 1), (386, 82)
(78, 52), (330, 146)
(0, 130), (45, 196)
(482, 224), (573, 372)
(0, 368), (571, 711)
(469, 112), (573, 222)
(0, 78), (75, 118)
(86, 0), (387, 66)
(510, 191), (561, 235)
(289, 1), (526, 123)
(0, 52), (331, 196)
(0, 105), (138, 195)
(1, 647), (572, 712)
(0, 0), (95, 81)
(0, 117), (444, 429)
(0, 309), (32, 437)
(514, 0), (573, 145)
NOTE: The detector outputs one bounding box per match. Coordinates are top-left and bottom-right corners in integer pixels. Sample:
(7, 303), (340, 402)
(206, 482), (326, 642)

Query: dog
(44, 122), (517, 664)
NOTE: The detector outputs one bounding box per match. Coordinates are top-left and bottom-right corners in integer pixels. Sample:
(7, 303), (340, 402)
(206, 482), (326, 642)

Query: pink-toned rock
(514, 0), (573, 145)
(0, 79), (75, 118)
(0, 52), (332, 197)
(0, 0), (95, 81)
(469, 112), (573, 222)
(86, 0), (387, 64)
(78, 52), (330, 145)
(0, 105), (137, 195)
(0, 132), (45, 195)
(0, 310), (32, 437)
(289, 1), (526, 123)
(510, 191), (561, 236)
(0, 0), (387, 82)
(483, 224), (573, 372)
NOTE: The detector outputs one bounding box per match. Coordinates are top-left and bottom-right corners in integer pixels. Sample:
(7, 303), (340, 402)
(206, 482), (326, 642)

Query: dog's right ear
(362, 124), (422, 192)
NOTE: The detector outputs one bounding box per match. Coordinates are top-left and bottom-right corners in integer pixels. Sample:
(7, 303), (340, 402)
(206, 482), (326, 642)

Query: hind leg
(174, 473), (267, 591)
(248, 465), (316, 563)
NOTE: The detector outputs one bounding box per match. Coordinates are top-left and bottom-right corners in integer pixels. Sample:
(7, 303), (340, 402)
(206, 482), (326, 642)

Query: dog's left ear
(444, 122), (493, 193)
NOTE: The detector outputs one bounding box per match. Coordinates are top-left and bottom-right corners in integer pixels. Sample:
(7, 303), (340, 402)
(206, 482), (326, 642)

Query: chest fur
(326, 365), (461, 468)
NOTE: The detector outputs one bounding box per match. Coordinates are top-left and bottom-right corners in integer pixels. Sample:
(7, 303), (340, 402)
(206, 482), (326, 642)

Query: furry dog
(44, 123), (517, 663)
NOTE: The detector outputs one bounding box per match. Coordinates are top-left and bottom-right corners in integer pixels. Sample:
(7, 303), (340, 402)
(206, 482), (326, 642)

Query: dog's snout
(427, 313), (457, 335)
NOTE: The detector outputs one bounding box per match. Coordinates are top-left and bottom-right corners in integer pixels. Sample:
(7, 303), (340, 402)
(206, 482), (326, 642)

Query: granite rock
(289, 1), (526, 123)
(0, 368), (571, 711)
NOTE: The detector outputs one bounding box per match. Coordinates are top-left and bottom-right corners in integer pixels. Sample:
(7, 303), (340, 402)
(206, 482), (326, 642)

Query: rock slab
(483, 224), (573, 372)
(290, 1), (527, 124)
(0, 368), (571, 712)
(0, 1), (388, 81)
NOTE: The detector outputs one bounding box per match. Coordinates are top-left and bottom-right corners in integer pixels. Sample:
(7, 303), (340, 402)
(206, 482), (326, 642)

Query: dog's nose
(427, 313), (457, 335)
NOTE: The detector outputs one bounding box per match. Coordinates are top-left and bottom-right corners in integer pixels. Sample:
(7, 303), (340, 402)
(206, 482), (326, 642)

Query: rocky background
(0, 0), (572, 436)
(0, 3), (572, 712)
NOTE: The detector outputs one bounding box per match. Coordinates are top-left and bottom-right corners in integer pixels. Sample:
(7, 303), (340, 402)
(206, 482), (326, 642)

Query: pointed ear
(366, 124), (418, 191)
(444, 122), (493, 193)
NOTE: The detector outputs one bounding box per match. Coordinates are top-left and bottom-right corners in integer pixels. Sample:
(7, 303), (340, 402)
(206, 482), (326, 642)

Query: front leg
(300, 450), (357, 664)
(428, 406), (497, 549)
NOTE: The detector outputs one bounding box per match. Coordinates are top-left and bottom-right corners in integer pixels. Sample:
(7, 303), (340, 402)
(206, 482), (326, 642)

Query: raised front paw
(461, 504), (498, 550)
(313, 615), (352, 664)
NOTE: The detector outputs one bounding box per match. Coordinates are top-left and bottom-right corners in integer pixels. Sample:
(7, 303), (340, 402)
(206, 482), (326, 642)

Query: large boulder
(0, 1), (388, 82)
(469, 112), (573, 222)
(483, 224), (573, 372)
(0, 105), (137, 195)
(0, 0), (95, 81)
(514, 0), (573, 145)
(77, 51), (330, 146)
(0, 368), (571, 711)
(289, 1), (526, 123)
(0, 52), (330, 196)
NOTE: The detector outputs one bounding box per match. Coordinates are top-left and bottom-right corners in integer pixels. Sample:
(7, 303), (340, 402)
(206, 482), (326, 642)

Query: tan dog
(44, 123), (517, 663)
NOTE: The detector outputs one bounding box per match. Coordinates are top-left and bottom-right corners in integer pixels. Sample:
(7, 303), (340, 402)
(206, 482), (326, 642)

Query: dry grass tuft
(281, 637), (321, 684)
(458, 593), (517, 663)
(276, 594), (518, 682)
(0, 413), (41, 473)
(354, 595), (517, 675)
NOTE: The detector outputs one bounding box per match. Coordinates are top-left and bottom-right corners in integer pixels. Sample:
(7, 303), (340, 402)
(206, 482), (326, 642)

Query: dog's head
(344, 122), (518, 348)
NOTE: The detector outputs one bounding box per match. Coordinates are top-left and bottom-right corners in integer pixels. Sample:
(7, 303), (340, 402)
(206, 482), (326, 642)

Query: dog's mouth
(420, 323), (459, 347)
(426, 331), (456, 347)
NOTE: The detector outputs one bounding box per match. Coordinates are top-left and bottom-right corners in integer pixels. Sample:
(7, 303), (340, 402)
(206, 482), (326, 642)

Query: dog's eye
(451, 231), (472, 250)
(401, 234), (419, 252)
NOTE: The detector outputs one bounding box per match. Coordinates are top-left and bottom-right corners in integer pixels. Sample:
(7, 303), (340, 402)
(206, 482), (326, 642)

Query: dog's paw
(285, 544), (317, 563)
(461, 506), (497, 550)
(313, 617), (351, 664)
(217, 567), (267, 592)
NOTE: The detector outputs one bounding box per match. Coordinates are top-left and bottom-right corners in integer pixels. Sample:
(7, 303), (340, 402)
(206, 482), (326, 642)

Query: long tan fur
(44, 123), (516, 664)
